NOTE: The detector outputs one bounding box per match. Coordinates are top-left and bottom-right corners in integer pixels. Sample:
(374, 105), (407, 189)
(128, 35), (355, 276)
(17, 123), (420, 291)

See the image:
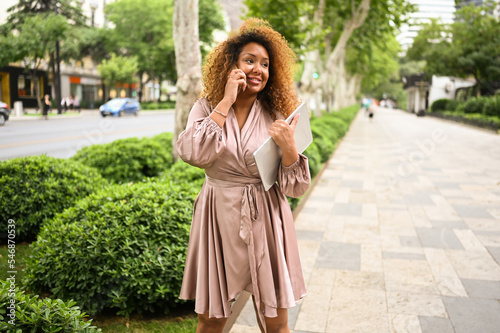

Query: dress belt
(205, 175), (267, 330)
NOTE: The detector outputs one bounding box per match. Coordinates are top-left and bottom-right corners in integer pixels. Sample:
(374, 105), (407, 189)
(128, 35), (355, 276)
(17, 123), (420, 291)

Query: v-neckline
(232, 99), (258, 146)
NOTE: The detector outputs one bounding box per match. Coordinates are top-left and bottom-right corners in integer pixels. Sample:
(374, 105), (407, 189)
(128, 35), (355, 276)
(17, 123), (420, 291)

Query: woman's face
(235, 42), (269, 96)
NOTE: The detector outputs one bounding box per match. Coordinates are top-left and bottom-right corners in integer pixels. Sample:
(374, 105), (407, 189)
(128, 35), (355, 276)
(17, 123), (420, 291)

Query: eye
(245, 59), (254, 64)
(262, 63), (269, 68)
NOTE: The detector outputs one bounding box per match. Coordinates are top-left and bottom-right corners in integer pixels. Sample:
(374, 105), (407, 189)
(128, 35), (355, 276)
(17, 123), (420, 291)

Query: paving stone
(433, 181), (461, 189)
(442, 296), (500, 333)
(327, 287), (390, 333)
(460, 278), (500, 299)
(330, 203), (363, 216)
(382, 251), (426, 260)
(294, 284), (331, 332)
(341, 179), (364, 188)
(386, 291), (447, 317)
(384, 259), (439, 294)
(390, 314), (422, 333)
(429, 220), (467, 229)
(452, 205), (493, 218)
(446, 250), (500, 280)
(403, 193), (435, 206)
(418, 316), (454, 333)
(296, 230), (324, 241)
(416, 228), (464, 250)
(315, 242), (360, 270)
(487, 246), (500, 265)
(399, 236), (422, 248)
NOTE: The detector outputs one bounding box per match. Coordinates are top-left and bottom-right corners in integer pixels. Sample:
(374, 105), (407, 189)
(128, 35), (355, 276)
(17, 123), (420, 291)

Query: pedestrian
(62, 97), (68, 112)
(176, 18), (311, 333)
(68, 95), (74, 111)
(74, 95), (80, 112)
(43, 94), (51, 120)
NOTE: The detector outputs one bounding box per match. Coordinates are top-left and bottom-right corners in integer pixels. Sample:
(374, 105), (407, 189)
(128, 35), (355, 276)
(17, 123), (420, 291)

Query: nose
(252, 63), (262, 74)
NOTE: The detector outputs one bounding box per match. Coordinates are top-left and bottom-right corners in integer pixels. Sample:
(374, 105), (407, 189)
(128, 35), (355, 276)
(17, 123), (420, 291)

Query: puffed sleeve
(277, 153), (311, 198)
(176, 99), (226, 169)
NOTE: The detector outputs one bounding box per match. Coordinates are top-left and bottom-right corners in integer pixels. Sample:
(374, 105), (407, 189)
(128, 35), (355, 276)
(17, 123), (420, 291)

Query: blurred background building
(397, 0), (456, 53)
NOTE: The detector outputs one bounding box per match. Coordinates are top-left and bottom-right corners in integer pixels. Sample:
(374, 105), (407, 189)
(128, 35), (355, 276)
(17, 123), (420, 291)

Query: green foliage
(407, 3), (500, 95)
(483, 95), (500, 117)
(141, 102), (176, 110)
(463, 97), (487, 114)
(0, 155), (107, 241)
(161, 160), (205, 189)
(0, 280), (101, 332)
(71, 136), (174, 183)
(445, 99), (461, 112)
(24, 181), (199, 317)
(430, 99), (451, 112)
(98, 53), (138, 87)
(304, 142), (322, 178)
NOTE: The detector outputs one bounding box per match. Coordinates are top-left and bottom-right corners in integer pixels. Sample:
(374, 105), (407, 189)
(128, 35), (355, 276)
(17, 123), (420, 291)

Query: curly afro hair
(200, 18), (300, 119)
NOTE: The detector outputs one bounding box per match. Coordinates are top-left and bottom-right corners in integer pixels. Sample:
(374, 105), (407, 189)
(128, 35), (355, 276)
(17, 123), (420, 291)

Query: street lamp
(89, 0), (98, 27)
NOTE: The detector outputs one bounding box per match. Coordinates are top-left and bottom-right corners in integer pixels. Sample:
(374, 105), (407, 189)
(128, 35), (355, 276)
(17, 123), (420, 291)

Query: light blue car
(100, 98), (140, 117)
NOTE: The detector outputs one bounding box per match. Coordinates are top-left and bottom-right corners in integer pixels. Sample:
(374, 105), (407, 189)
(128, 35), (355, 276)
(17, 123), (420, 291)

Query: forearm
(281, 146), (299, 167)
(209, 98), (233, 128)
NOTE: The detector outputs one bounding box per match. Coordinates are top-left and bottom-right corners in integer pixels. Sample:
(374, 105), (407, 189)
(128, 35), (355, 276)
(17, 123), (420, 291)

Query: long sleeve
(277, 153), (311, 198)
(176, 99), (227, 169)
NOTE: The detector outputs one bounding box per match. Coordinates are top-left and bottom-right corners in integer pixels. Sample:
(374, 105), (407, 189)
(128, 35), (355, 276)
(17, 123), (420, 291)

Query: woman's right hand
(223, 68), (247, 104)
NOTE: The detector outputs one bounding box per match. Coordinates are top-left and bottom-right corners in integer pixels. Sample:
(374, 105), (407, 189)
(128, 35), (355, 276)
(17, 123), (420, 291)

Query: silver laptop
(253, 103), (313, 191)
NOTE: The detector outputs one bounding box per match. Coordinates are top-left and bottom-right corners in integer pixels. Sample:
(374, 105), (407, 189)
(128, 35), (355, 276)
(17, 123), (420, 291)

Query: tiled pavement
(230, 108), (500, 333)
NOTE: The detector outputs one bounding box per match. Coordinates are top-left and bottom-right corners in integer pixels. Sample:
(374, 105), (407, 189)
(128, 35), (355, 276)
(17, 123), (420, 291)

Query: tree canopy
(407, 2), (500, 95)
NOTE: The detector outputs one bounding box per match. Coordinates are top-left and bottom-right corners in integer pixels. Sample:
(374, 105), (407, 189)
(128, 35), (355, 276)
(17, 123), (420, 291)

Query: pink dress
(176, 98), (310, 323)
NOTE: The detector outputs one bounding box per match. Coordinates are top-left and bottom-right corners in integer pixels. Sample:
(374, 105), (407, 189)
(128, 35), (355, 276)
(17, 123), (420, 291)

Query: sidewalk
(230, 108), (500, 333)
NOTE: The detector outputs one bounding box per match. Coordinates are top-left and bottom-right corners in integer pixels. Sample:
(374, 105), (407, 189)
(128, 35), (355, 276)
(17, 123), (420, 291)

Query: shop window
(18, 75), (39, 98)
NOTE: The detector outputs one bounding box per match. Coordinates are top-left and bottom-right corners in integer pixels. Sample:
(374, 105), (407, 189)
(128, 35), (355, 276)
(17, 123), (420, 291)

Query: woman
(176, 18), (310, 333)
(43, 94), (51, 120)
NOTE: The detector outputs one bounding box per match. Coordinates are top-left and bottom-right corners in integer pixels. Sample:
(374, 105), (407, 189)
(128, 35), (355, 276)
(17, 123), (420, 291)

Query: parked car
(0, 101), (11, 126)
(100, 98), (140, 117)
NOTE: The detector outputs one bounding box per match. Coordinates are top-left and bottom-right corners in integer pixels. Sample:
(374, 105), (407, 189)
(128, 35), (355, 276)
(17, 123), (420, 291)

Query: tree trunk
(172, 0), (202, 160)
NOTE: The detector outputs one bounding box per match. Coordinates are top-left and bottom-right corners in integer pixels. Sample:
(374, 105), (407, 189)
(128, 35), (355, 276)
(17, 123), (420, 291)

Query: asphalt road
(0, 111), (175, 161)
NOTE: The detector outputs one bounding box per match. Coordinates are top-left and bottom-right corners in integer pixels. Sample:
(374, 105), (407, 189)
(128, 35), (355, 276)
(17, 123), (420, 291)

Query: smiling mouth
(247, 77), (262, 85)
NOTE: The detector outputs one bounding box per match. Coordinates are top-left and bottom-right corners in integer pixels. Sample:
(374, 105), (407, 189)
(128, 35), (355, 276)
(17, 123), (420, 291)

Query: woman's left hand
(269, 115), (299, 166)
(269, 115), (298, 149)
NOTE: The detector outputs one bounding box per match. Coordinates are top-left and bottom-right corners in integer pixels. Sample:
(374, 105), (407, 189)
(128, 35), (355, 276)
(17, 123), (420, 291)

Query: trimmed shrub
(141, 102), (176, 110)
(463, 97), (486, 114)
(71, 136), (174, 183)
(483, 95), (500, 117)
(161, 160), (205, 188)
(0, 155), (107, 241)
(431, 98), (451, 112)
(445, 99), (461, 112)
(304, 142), (322, 178)
(0, 280), (101, 332)
(310, 125), (336, 163)
(24, 181), (198, 317)
(151, 132), (174, 151)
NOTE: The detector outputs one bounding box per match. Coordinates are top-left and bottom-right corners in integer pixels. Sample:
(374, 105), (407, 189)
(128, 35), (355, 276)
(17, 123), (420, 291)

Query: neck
(232, 94), (257, 114)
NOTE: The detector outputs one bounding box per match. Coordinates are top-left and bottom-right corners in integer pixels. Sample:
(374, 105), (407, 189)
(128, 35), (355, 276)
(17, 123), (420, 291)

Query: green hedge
(140, 101), (176, 110)
(0, 155), (107, 242)
(431, 98), (450, 112)
(71, 136), (174, 183)
(0, 280), (101, 332)
(24, 181), (198, 317)
(161, 160), (205, 188)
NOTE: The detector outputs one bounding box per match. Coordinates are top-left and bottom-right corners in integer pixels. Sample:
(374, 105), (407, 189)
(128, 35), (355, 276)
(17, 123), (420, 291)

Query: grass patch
(0, 243), (31, 281)
(94, 313), (198, 332)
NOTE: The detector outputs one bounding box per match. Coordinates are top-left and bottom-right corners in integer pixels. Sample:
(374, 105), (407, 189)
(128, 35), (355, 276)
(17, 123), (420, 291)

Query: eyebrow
(243, 53), (269, 60)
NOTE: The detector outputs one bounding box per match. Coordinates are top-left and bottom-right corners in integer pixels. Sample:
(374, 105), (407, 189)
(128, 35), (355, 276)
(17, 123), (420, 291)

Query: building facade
(397, 0), (456, 52)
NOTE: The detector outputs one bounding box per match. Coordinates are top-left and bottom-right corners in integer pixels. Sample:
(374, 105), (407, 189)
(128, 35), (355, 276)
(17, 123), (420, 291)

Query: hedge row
(24, 180), (199, 317)
(0, 280), (101, 332)
(431, 96), (500, 117)
(71, 132), (174, 184)
(0, 155), (108, 242)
